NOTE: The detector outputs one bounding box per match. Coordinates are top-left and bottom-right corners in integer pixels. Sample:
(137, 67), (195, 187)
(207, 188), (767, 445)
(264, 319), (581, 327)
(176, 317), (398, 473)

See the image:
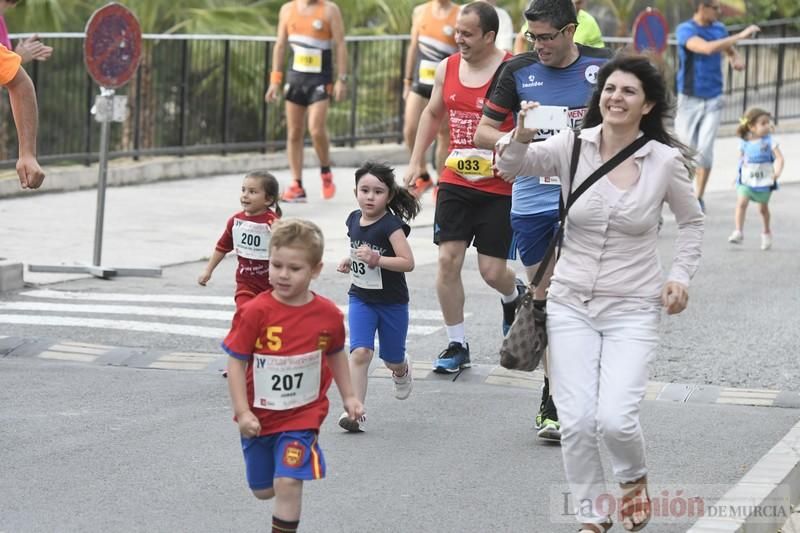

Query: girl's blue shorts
(348, 295), (408, 364)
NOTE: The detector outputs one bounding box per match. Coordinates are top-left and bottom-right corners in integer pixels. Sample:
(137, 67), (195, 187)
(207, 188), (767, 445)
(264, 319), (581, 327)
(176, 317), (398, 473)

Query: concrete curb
(688, 418), (800, 532)
(0, 260), (23, 292)
(0, 143), (411, 199)
(4, 334), (799, 410)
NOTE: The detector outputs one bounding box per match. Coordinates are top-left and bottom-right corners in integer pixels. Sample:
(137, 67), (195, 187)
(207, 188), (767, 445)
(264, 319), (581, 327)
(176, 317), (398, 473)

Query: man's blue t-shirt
(483, 46), (611, 215)
(676, 20), (728, 99)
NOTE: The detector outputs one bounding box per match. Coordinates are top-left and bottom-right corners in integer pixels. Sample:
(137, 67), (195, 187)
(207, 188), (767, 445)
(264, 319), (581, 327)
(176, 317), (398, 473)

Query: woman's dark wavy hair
(583, 54), (694, 165)
(354, 161), (421, 222)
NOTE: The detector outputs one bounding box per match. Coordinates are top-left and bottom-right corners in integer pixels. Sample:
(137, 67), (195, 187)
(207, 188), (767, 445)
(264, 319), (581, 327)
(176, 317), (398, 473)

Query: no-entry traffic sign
(84, 3), (142, 89)
(632, 8), (669, 55)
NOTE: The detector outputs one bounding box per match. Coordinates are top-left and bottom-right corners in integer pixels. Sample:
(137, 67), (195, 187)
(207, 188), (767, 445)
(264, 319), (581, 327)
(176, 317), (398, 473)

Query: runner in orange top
(403, 0), (460, 198)
(266, 0), (347, 203)
(0, 44), (44, 189)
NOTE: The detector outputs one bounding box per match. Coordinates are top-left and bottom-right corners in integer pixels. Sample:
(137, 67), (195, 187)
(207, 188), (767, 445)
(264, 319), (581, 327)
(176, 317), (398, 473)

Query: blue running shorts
(240, 430), (326, 491)
(510, 209), (560, 267)
(348, 294), (408, 364)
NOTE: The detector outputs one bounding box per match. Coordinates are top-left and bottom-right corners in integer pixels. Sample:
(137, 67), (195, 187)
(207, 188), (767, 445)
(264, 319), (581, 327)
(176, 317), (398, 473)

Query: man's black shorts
(284, 82), (331, 107)
(410, 82), (432, 100)
(433, 182), (513, 259)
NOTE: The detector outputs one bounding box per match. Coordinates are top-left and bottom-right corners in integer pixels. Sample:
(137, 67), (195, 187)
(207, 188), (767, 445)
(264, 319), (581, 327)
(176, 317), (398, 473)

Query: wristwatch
(337, 74), (348, 82)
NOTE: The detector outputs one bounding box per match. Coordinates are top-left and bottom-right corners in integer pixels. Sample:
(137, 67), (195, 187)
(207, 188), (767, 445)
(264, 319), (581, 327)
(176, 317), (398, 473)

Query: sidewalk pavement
(1, 133), (799, 531)
(2, 131), (799, 286)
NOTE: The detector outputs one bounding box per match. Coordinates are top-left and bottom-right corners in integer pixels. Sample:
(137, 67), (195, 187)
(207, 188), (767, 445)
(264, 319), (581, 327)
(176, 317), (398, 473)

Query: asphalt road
(1, 358), (798, 533)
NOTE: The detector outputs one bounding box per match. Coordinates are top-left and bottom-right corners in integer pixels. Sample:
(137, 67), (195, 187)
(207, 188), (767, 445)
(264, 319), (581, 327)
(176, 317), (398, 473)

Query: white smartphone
(523, 105), (569, 131)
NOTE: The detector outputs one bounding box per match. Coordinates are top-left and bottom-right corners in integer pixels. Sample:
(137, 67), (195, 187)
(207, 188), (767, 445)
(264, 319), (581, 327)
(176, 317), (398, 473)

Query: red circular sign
(84, 3), (142, 88)
(632, 8), (669, 55)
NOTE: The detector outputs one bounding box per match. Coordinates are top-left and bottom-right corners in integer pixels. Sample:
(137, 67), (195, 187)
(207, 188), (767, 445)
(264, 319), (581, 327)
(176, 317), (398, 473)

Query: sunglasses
(524, 23), (574, 43)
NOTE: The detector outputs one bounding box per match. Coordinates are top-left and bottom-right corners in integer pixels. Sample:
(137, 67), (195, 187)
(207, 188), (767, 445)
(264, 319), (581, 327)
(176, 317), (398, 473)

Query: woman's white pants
(546, 300), (661, 524)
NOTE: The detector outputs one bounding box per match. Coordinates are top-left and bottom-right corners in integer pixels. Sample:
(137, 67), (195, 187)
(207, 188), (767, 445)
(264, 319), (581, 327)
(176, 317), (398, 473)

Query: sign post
(29, 3), (160, 279)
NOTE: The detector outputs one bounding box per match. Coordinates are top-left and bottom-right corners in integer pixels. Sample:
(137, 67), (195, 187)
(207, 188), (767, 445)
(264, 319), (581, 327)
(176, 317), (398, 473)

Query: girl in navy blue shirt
(335, 162), (420, 432)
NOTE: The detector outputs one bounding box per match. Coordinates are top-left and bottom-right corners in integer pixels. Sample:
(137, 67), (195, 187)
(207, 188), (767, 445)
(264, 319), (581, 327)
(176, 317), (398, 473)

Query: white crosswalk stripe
(0, 290), (456, 339)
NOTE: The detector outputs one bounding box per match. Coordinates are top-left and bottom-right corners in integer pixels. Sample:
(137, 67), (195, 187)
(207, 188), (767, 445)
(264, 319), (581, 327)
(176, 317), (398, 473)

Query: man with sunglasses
(513, 0), (604, 54)
(675, 0), (759, 211)
(474, 0), (610, 443)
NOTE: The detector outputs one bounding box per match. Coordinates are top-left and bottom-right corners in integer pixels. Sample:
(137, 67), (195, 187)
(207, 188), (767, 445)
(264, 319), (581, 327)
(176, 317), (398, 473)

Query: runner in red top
(222, 218), (362, 533)
(198, 171), (282, 308)
(403, 1), (525, 374)
(437, 51), (514, 195)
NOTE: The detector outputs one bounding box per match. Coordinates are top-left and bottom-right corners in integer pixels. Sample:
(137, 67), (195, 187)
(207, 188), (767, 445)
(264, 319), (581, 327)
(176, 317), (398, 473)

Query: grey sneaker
(392, 358), (413, 400)
(338, 411), (366, 433)
(728, 230), (743, 244)
(761, 232), (772, 250)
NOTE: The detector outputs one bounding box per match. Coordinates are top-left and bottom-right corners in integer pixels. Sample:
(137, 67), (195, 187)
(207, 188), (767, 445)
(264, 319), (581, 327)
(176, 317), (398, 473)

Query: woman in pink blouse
(497, 55), (704, 533)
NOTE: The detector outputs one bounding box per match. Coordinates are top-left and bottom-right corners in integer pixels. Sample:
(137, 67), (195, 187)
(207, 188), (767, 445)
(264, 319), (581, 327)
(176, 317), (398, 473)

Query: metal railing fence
(1, 33), (799, 166)
(0, 33), (409, 166)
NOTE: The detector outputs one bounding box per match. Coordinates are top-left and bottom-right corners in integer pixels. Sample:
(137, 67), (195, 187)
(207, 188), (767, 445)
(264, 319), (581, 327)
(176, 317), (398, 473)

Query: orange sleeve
(0, 44), (21, 86)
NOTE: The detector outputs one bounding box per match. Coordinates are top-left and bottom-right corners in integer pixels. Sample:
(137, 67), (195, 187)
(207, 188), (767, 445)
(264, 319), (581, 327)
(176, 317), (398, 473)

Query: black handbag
(499, 131), (651, 371)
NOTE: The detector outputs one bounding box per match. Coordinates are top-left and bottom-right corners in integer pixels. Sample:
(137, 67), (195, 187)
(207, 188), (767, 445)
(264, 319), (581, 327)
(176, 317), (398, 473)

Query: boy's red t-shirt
(222, 291), (345, 435)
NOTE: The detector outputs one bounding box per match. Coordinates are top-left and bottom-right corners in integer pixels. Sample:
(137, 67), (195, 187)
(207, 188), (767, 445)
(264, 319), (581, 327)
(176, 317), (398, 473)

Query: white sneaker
(761, 233), (773, 250)
(728, 230), (743, 244)
(338, 411), (366, 433)
(392, 359), (413, 400)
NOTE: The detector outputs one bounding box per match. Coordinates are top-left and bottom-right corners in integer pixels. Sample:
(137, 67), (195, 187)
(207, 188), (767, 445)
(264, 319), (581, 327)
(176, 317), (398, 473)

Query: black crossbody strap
(532, 132), (650, 288)
(565, 135), (650, 212)
(558, 130), (583, 216)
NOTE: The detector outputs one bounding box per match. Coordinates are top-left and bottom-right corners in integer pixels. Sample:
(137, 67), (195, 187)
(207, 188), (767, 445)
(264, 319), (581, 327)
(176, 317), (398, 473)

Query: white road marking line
(48, 344), (108, 356)
(39, 351), (98, 363)
(157, 353), (217, 363)
(149, 352), (219, 370)
(340, 306), (463, 321)
(20, 289), (234, 306)
(406, 325), (442, 336)
(0, 315), (227, 339)
(0, 302), (232, 321)
(59, 340), (113, 349)
(19, 292), (457, 322)
(149, 361), (210, 371)
(4, 292), (447, 338)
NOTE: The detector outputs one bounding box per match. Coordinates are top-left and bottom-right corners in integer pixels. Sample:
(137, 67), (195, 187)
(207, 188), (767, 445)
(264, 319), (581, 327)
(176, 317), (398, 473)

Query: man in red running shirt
(404, 1), (524, 374)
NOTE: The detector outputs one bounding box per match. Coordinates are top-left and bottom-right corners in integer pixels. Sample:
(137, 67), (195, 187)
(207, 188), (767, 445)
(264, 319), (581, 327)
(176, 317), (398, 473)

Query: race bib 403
(349, 248), (383, 290)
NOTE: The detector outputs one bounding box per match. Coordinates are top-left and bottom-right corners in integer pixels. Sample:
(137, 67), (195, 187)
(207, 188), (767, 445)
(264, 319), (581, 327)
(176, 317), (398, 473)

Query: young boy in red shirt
(222, 218), (363, 533)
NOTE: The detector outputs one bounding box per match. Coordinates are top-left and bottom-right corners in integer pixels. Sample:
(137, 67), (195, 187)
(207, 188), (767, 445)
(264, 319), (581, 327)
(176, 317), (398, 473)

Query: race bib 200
(233, 220), (270, 260)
